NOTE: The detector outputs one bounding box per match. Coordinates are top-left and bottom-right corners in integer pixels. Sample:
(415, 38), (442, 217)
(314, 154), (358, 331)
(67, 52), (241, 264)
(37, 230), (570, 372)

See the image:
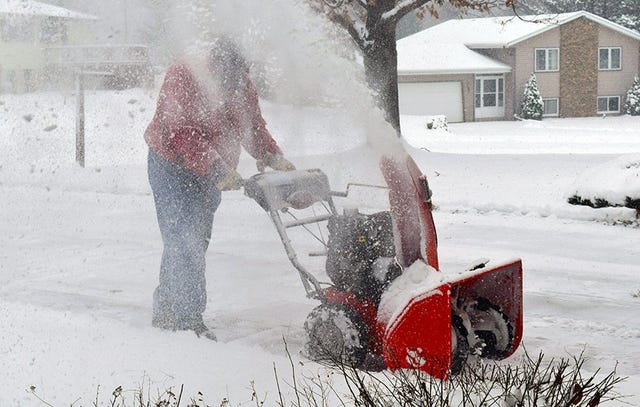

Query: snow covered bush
(425, 115), (448, 131)
(520, 74), (544, 120)
(624, 76), (640, 116)
(568, 154), (640, 215)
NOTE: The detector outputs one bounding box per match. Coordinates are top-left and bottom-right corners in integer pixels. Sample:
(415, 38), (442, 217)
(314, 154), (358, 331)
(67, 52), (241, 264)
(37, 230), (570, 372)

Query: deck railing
(44, 44), (151, 67)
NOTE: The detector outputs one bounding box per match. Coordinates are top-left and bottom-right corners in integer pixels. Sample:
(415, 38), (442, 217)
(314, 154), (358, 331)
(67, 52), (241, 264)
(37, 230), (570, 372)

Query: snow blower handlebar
(243, 169), (340, 299)
(242, 169), (391, 299)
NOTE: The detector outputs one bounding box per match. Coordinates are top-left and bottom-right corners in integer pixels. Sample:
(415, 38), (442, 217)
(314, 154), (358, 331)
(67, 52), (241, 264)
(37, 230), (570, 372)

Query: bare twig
(27, 386), (56, 407)
(283, 337), (303, 407)
(274, 363), (286, 407)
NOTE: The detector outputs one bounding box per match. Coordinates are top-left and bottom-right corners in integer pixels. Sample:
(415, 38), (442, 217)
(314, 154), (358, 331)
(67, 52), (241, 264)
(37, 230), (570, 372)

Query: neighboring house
(396, 11), (640, 122)
(0, 0), (96, 92)
(0, 0), (152, 93)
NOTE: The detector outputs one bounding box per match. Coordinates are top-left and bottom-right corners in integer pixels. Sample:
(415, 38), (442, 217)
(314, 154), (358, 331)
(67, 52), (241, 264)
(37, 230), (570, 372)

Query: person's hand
(211, 159), (243, 191)
(215, 169), (243, 191)
(257, 153), (296, 172)
(270, 155), (296, 171)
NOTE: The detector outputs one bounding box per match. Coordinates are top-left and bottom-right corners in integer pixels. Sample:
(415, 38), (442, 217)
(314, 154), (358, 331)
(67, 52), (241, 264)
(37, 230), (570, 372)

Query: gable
(508, 11), (640, 47)
(399, 11), (640, 51)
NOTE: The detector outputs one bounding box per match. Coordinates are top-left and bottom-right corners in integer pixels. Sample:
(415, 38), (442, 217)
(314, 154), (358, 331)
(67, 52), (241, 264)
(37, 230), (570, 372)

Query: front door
(475, 75), (505, 119)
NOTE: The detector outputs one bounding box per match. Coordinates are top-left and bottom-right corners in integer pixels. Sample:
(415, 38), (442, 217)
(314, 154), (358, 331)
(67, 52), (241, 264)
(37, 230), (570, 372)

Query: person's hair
(209, 36), (249, 91)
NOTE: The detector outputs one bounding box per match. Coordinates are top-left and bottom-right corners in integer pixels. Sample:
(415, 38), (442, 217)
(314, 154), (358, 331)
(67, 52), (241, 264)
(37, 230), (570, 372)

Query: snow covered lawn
(1, 90), (639, 405)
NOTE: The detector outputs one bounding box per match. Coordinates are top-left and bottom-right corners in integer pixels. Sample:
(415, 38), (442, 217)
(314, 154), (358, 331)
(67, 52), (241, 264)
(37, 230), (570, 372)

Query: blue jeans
(147, 150), (221, 329)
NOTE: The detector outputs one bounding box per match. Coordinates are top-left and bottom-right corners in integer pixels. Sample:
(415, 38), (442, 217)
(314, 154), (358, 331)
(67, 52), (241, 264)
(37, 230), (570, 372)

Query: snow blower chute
(243, 154), (523, 379)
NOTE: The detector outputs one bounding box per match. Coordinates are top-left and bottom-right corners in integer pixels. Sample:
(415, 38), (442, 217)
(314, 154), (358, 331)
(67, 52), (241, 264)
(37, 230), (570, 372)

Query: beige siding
(597, 25), (640, 96)
(0, 18), (44, 70)
(514, 28), (561, 110)
(67, 21), (93, 45)
(0, 18), (44, 91)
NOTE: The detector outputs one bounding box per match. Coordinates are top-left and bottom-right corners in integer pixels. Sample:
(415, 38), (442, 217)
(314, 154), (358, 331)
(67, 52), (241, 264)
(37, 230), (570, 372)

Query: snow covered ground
(1, 89), (639, 406)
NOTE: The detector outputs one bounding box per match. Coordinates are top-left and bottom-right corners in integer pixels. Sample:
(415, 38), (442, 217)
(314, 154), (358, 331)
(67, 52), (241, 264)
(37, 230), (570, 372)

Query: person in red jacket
(145, 37), (295, 339)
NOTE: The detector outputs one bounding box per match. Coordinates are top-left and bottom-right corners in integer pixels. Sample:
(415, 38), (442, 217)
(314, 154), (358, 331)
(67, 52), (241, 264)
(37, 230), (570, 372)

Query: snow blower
(243, 154), (523, 379)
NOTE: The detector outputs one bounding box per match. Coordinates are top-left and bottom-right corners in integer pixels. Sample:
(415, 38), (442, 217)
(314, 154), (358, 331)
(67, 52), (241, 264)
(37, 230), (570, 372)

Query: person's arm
(240, 78), (283, 160)
(241, 79), (295, 171)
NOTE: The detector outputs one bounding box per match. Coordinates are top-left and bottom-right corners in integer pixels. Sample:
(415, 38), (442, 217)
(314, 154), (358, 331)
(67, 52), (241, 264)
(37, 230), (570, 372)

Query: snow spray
(158, 0), (406, 167)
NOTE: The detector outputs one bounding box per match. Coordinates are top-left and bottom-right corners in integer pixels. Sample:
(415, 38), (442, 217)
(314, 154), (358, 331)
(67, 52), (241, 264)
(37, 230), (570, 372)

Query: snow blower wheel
(450, 313), (470, 375)
(303, 304), (369, 368)
(466, 297), (514, 359)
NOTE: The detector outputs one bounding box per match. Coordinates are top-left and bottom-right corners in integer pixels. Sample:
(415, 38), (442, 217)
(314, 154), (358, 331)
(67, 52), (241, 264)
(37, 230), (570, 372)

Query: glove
(210, 159), (243, 191)
(257, 153), (296, 172)
(270, 155), (296, 171)
(215, 169), (243, 191)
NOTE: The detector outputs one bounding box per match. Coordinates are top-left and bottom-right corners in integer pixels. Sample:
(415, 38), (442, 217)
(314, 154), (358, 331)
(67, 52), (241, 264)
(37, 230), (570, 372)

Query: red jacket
(144, 63), (282, 177)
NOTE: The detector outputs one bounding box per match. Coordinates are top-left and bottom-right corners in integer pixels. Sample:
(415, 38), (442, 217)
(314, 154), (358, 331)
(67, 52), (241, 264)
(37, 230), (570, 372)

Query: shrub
(520, 74), (544, 120)
(624, 76), (640, 116)
(28, 351), (626, 407)
(324, 351), (625, 407)
(425, 115), (448, 131)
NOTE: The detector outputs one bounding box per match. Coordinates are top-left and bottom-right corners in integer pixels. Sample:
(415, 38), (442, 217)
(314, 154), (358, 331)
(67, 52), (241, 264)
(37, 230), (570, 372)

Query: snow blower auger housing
(243, 156), (523, 379)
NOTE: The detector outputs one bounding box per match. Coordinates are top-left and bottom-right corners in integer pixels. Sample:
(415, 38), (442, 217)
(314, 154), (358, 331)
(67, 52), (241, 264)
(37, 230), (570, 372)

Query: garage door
(398, 81), (464, 123)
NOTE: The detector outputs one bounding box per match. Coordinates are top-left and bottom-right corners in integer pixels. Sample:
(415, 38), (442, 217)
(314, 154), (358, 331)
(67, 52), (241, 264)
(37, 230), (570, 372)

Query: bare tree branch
(381, 0), (433, 25)
(325, 0), (370, 9)
(308, 0), (368, 47)
(306, 0), (511, 133)
(336, 9), (368, 48)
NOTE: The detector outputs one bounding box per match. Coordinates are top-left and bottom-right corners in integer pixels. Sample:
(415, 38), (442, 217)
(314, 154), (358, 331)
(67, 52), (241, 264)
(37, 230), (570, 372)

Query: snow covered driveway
(1, 91), (639, 405)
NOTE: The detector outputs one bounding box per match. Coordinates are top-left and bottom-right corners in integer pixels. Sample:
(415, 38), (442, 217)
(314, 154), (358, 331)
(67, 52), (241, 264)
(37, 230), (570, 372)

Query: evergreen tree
(521, 74), (544, 120)
(624, 76), (640, 116)
(617, 0), (640, 31)
(522, 0), (638, 31)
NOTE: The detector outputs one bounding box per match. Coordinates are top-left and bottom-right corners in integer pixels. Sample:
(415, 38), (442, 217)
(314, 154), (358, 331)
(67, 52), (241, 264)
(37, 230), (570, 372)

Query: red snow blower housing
(243, 155), (523, 379)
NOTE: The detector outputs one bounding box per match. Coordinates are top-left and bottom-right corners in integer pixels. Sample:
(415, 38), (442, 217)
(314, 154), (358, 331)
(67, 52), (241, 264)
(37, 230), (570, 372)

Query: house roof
(396, 10), (640, 76)
(399, 10), (640, 50)
(0, 0), (97, 20)
(397, 42), (511, 75)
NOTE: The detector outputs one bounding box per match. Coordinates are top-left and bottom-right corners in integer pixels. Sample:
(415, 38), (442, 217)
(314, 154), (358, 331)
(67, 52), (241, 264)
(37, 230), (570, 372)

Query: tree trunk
(363, 17), (401, 135)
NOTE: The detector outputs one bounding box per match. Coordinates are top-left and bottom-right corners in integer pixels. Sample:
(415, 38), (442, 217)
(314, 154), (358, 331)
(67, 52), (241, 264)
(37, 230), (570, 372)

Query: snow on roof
(397, 42), (511, 76)
(0, 0), (97, 20)
(396, 10), (640, 76)
(399, 11), (640, 50)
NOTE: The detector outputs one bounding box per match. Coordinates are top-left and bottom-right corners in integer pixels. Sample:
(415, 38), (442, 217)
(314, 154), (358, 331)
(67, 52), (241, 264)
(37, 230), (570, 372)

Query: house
(396, 11), (640, 122)
(0, 0), (96, 92)
(0, 0), (152, 92)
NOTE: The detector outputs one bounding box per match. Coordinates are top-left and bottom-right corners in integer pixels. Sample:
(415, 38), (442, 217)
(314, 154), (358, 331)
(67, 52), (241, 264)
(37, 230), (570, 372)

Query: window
(535, 48), (559, 72)
(475, 76), (504, 108)
(542, 98), (559, 116)
(597, 96), (620, 113)
(599, 47), (621, 70)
